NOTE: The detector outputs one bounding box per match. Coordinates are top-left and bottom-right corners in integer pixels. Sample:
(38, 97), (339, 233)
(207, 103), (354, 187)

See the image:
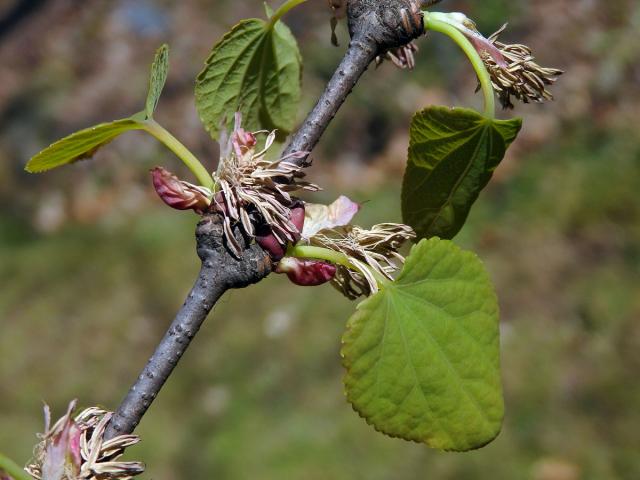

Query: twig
(104, 215), (271, 438)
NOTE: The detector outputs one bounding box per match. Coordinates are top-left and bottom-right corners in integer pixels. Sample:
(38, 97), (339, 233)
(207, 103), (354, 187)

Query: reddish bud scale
(42, 413), (82, 478)
(233, 128), (257, 150)
(256, 203), (305, 260)
(151, 167), (211, 214)
(276, 257), (337, 286)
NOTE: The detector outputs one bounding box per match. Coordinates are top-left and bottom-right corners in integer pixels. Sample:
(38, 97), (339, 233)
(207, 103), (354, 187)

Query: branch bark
(104, 0), (424, 440)
(104, 215), (271, 438)
(284, 0), (424, 162)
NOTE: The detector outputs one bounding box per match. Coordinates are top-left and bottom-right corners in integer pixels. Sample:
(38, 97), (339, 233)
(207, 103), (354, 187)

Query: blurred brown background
(1, 1), (639, 479)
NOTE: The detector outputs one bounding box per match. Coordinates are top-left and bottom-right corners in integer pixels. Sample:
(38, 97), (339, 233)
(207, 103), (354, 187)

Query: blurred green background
(1, 0), (639, 479)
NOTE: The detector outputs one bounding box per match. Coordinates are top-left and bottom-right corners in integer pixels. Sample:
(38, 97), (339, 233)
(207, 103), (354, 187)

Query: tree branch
(104, 215), (271, 439)
(104, 0), (424, 440)
(284, 0), (424, 162)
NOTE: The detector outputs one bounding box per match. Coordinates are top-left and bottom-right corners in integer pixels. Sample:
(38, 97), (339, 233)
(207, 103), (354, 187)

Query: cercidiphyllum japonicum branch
(282, 0), (425, 162)
(104, 215), (271, 439)
(103, 0), (427, 440)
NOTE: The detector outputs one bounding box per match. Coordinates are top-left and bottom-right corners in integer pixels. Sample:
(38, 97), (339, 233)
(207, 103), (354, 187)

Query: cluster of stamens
(377, 42), (419, 70)
(212, 115), (319, 257)
(479, 24), (564, 109)
(26, 401), (144, 480)
(310, 223), (416, 299)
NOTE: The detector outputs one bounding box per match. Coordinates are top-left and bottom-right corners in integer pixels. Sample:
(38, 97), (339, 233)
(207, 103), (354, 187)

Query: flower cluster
(426, 12), (563, 109)
(212, 114), (319, 257)
(26, 400), (144, 480)
(276, 196), (416, 299)
(311, 223), (416, 299)
(479, 24), (564, 109)
(441, 12), (563, 109)
(151, 114), (318, 258)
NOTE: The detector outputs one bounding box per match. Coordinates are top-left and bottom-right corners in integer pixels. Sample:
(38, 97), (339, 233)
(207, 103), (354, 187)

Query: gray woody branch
(104, 0), (425, 440)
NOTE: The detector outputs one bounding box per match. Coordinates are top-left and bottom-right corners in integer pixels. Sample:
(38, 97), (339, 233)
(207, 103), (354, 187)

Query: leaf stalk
(268, 0), (308, 28)
(0, 452), (30, 480)
(288, 244), (389, 287)
(143, 120), (214, 190)
(423, 12), (496, 118)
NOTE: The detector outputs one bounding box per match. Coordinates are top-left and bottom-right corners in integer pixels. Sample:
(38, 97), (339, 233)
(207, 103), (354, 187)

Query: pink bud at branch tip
(151, 167), (211, 214)
(276, 257), (337, 286)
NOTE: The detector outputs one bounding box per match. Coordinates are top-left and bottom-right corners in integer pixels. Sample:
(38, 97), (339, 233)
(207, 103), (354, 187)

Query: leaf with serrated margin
(195, 18), (302, 139)
(145, 44), (169, 118)
(25, 119), (145, 173)
(342, 237), (503, 451)
(402, 107), (522, 240)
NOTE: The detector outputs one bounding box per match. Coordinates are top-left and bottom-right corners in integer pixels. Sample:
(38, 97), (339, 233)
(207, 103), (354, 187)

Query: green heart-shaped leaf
(402, 106), (522, 240)
(195, 18), (302, 139)
(145, 44), (169, 118)
(342, 237), (503, 451)
(25, 119), (145, 173)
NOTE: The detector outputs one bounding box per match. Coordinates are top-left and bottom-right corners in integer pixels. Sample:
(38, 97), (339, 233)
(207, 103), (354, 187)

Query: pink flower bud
(276, 257), (337, 286)
(256, 202), (306, 260)
(289, 203), (305, 242)
(233, 128), (257, 151)
(256, 231), (286, 260)
(151, 167), (211, 214)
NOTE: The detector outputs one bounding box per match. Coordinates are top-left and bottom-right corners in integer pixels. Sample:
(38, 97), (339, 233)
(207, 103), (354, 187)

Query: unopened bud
(151, 167), (211, 214)
(256, 203), (305, 260)
(233, 128), (257, 151)
(276, 257), (337, 286)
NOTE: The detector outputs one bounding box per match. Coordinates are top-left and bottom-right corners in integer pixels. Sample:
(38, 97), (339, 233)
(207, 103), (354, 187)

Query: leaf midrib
(418, 123), (490, 234)
(389, 285), (494, 429)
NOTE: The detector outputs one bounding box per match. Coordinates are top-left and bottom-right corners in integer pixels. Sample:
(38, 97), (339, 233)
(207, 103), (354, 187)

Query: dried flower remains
(458, 20), (564, 109)
(212, 114), (320, 257)
(312, 223), (416, 299)
(26, 400), (144, 480)
(376, 42), (420, 70)
(298, 196), (416, 299)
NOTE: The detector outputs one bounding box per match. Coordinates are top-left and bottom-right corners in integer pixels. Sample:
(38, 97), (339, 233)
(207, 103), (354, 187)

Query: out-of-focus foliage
(1, 0), (639, 479)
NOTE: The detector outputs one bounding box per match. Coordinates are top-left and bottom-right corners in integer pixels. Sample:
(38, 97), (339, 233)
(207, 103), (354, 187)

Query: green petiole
(268, 0), (308, 28)
(0, 452), (31, 480)
(142, 119), (215, 190)
(287, 244), (389, 287)
(423, 11), (496, 118)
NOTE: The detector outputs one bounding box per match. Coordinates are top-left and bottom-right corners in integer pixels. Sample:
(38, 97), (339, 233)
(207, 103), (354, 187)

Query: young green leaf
(145, 44), (169, 118)
(195, 18), (302, 139)
(0, 452), (31, 480)
(25, 119), (146, 173)
(342, 237), (503, 451)
(402, 107), (522, 240)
